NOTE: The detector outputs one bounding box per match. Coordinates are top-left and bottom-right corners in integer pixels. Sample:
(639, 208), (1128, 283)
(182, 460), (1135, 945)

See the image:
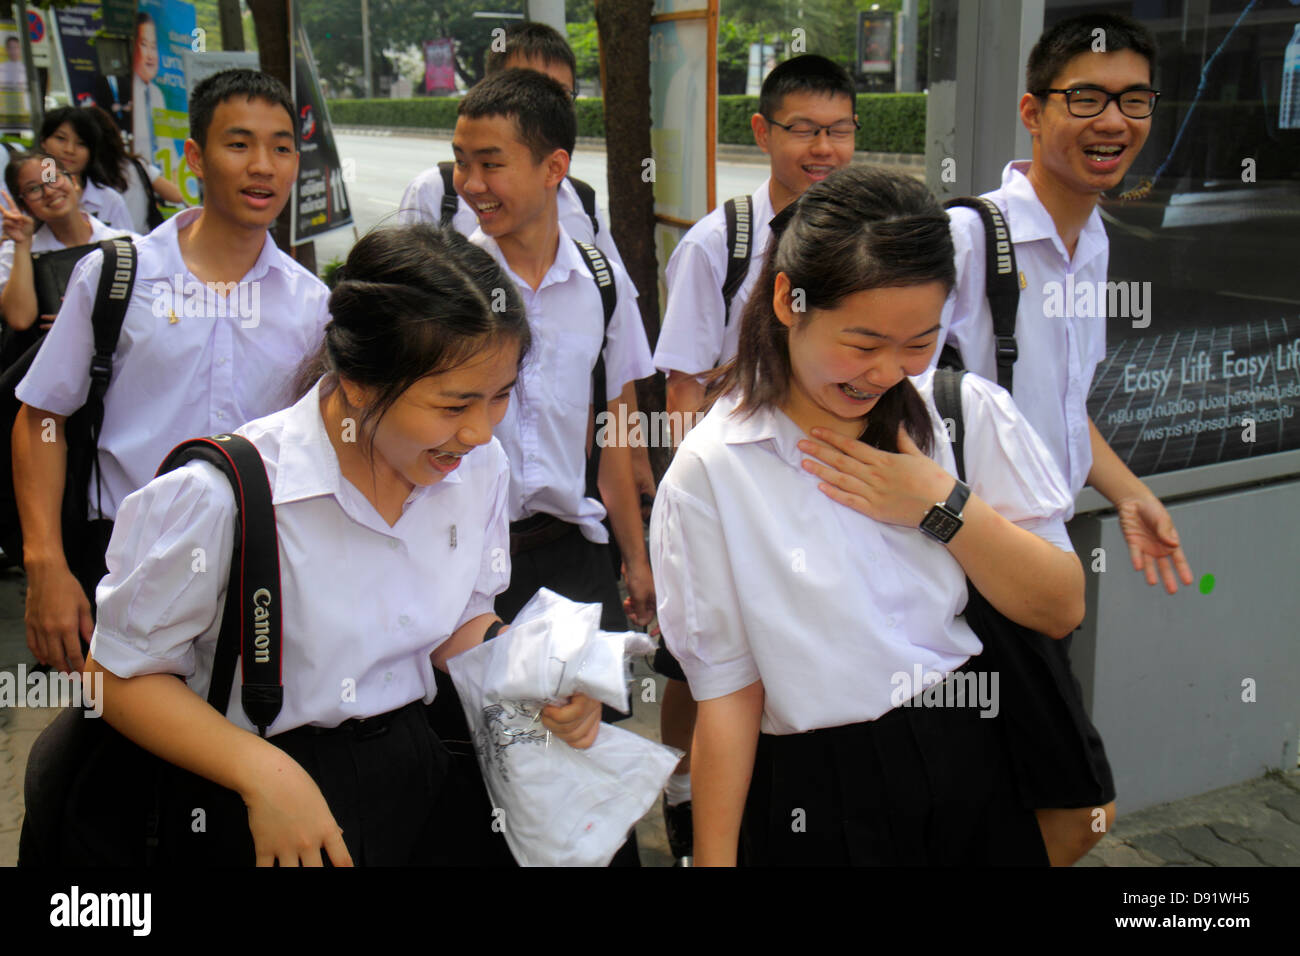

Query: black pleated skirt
(740, 662), (1049, 866)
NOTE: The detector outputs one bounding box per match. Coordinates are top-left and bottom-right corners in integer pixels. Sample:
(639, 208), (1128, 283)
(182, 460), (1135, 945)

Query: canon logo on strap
(252, 588), (272, 663)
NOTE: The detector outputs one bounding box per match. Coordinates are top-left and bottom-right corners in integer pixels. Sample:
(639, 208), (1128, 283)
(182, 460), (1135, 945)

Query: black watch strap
(943, 479), (970, 517)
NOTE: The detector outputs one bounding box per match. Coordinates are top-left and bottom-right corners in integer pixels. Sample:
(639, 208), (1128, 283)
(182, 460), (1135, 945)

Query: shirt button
(887, 616), (897, 628)
(527, 454), (537, 462)
(388, 539), (400, 551)
(399, 615), (411, 627)
(215, 411), (226, 420)
(385, 672), (393, 682)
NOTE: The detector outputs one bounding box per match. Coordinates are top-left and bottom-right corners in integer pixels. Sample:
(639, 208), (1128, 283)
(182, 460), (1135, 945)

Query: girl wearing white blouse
(650, 167), (1086, 866)
(38, 108), (133, 234)
(76, 224), (603, 865)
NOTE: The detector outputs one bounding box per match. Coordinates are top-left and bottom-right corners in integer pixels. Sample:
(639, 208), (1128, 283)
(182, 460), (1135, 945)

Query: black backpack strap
(944, 197), (1018, 393)
(567, 175), (600, 238)
(722, 196), (752, 327)
(128, 157), (164, 230)
(86, 238), (137, 520)
(931, 368), (967, 485)
(437, 161), (459, 228)
(573, 240), (616, 502)
(156, 434), (283, 737)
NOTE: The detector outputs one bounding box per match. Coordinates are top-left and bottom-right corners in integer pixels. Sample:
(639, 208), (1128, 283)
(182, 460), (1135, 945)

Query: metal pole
(361, 0), (372, 98)
(527, 0), (566, 36)
(896, 0), (918, 93)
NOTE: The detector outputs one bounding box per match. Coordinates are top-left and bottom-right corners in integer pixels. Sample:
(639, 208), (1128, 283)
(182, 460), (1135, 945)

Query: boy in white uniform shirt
(13, 69), (331, 676)
(649, 54), (858, 861)
(934, 12), (1195, 866)
(428, 68), (654, 865)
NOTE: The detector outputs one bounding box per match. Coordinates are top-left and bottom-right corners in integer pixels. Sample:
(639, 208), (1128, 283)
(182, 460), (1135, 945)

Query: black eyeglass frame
(1034, 86), (1161, 119)
(763, 116), (862, 139)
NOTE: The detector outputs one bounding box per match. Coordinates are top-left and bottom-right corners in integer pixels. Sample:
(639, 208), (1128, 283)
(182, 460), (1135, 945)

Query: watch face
(921, 507), (962, 542)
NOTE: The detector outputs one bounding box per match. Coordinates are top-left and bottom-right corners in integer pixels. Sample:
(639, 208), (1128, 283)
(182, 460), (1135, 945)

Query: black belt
(286, 700), (423, 741)
(509, 512), (577, 555)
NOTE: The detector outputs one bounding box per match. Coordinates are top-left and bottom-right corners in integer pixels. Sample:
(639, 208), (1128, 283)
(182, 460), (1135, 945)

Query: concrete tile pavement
(2, 564), (1295, 868)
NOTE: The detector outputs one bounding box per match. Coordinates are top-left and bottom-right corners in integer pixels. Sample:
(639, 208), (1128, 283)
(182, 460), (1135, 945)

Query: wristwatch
(919, 479), (970, 543)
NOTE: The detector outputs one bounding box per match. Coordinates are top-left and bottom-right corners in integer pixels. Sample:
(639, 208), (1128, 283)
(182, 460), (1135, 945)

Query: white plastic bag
(447, 589), (681, 866)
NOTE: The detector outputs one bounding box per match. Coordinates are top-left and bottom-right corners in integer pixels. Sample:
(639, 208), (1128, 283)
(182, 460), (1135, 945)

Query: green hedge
(327, 91), (925, 155)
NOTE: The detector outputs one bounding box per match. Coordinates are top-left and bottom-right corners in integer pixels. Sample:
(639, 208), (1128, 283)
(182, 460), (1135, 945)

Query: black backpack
(0, 238), (137, 565)
(436, 160), (601, 239)
(20, 433), (284, 866)
(937, 197), (1021, 393)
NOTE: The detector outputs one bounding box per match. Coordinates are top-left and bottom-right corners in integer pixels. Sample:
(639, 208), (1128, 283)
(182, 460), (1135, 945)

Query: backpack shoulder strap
(156, 434), (283, 737)
(722, 195), (752, 327)
(436, 161), (459, 228)
(573, 240), (616, 502)
(567, 175), (600, 238)
(930, 368), (968, 484)
(86, 238), (137, 518)
(943, 197), (1019, 393)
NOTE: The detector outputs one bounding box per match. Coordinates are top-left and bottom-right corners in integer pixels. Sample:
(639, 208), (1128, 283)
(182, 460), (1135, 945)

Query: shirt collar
(138, 206), (288, 284)
(469, 221), (584, 293)
(1001, 160), (1108, 267)
(271, 379), (461, 508)
(712, 390), (807, 470)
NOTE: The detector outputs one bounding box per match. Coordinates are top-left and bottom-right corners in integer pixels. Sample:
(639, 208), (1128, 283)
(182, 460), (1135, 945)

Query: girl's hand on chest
(797, 423), (955, 530)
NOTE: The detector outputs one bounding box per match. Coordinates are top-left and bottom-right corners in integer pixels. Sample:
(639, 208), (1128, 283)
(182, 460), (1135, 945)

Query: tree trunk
(246, 0), (314, 271)
(596, 0), (667, 477)
(218, 0), (245, 51)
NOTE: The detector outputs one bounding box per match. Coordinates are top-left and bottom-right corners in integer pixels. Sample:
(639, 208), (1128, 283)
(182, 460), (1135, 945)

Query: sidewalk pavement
(1, 565), (1295, 867)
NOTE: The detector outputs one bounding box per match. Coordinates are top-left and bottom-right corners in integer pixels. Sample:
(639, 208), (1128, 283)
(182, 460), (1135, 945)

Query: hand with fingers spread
(1116, 494), (1194, 594)
(0, 190), (36, 245)
(798, 422), (956, 529)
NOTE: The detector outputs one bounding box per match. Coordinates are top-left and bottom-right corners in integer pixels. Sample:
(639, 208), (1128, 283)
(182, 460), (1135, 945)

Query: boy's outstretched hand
(1116, 494), (1194, 594)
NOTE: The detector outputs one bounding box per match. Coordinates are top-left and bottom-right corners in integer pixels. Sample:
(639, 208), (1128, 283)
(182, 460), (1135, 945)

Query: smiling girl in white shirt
(69, 224), (602, 865)
(650, 167), (1087, 866)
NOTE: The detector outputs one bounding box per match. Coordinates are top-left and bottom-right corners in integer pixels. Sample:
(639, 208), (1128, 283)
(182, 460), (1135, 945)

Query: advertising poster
(858, 12), (893, 74)
(1083, 12), (1300, 478)
(131, 0), (196, 202)
(53, 2), (112, 112)
(0, 20), (29, 131)
(423, 38), (455, 95)
(290, 0), (351, 243)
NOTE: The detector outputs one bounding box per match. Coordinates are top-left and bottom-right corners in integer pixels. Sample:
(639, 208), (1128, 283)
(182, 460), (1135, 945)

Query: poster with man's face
(0, 28), (29, 131)
(131, 1), (199, 204)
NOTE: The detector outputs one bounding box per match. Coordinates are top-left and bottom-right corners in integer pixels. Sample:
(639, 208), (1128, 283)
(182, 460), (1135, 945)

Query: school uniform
(77, 380), (513, 865)
(15, 206), (331, 600)
(652, 177), (775, 378)
(649, 369), (1073, 865)
(80, 179), (134, 235)
(118, 157), (163, 234)
(934, 159), (1117, 810)
(0, 213), (134, 290)
(397, 166), (631, 278)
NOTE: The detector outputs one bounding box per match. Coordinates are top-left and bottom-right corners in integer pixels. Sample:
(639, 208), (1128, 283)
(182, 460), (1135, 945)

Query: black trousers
(425, 519), (640, 866)
(741, 664), (1049, 867)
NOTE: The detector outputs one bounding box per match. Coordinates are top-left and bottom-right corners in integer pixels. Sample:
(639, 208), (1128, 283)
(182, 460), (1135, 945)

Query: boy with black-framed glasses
(932, 11), (1194, 868)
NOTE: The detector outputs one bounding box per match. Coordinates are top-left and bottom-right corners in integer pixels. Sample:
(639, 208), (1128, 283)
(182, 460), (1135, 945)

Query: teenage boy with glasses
(933, 12), (1194, 868)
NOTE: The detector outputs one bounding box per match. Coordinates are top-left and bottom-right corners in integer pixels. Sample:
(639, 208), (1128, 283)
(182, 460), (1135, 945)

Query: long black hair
(295, 223), (531, 458)
(712, 166), (955, 454)
(38, 107), (115, 190)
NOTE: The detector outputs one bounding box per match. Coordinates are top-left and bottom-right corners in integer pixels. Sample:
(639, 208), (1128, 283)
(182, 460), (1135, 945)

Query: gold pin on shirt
(1019, 271), (1027, 290)
(168, 308), (179, 325)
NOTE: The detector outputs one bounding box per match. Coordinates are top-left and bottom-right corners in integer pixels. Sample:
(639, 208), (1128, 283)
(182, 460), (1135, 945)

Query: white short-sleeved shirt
(470, 223), (655, 542)
(649, 369), (1074, 735)
(90, 380), (512, 735)
(933, 160), (1109, 505)
(653, 177), (775, 377)
(80, 179), (134, 234)
(119, 158), (163, 234)
(397, 165), (630, 279)
(0, 213), (135, 291)
(16, 206), (332, 520)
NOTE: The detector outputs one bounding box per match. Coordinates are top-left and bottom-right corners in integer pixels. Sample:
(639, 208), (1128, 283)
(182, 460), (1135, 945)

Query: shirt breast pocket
(545, 330), (600, 411)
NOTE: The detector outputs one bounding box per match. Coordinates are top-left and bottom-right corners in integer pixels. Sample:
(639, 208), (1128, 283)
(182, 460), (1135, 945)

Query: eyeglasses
(19, 171), (72, 202)
(765, 117), (860, 141)
(1035, 87), (1160, 119)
